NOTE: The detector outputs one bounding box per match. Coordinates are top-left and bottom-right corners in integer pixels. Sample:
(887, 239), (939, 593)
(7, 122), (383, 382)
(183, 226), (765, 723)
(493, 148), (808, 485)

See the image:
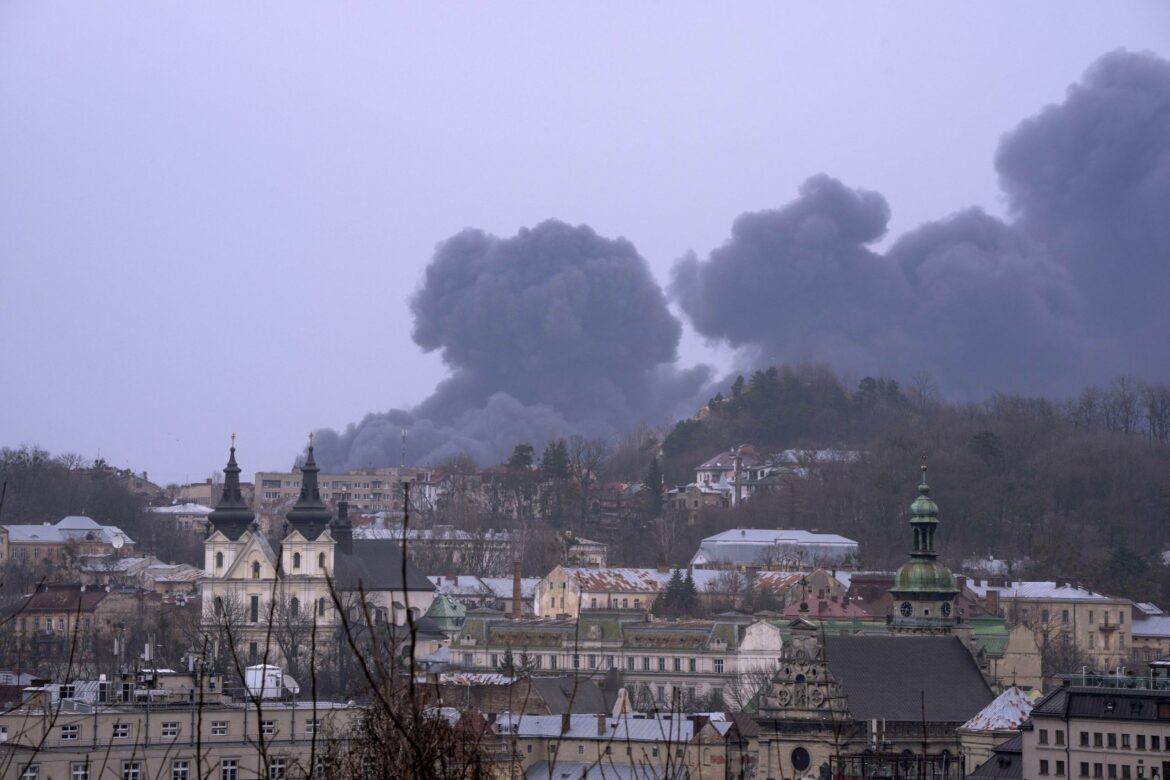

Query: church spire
(908, 460), (940, 558)
(889, 458), (958, 633)
(286, 433), (333, 538)
(207, 433), (255, 540)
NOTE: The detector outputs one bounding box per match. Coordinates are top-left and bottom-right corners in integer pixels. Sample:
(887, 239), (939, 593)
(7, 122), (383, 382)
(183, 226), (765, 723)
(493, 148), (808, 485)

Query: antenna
(400, 428), (407, 468)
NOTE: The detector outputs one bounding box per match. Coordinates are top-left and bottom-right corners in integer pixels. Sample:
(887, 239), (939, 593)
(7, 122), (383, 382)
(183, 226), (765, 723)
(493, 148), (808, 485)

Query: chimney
(512, 561), (523, 620)
(597, 714), (606, 736)
(561, 712), (571, 735)
(335, 502), (353, 555)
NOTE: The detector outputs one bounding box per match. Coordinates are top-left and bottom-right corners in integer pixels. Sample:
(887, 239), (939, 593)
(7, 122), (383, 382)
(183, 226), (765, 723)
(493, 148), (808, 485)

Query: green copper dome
(894, 557), (956, 593)
(891, 462), (958, 597)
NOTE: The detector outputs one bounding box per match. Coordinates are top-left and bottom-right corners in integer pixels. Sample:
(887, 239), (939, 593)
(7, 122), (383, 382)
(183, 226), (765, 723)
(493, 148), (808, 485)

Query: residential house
(150, 502), (214, 533)
(0, 516), (135, 564)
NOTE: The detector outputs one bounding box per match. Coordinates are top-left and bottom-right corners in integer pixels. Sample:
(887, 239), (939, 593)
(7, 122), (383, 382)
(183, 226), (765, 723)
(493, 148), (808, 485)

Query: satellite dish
(111, 534), (125, 550)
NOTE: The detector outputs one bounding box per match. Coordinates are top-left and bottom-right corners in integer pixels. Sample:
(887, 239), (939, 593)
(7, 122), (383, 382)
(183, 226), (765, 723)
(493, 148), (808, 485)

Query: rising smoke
(315, 49), (1170, 469)
(673, 49), (1168, 399)
(313, 221), (711, 470)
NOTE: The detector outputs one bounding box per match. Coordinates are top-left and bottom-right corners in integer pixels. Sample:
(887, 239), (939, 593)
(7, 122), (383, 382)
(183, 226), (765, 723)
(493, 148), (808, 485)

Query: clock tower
(889, 462), (959, 634)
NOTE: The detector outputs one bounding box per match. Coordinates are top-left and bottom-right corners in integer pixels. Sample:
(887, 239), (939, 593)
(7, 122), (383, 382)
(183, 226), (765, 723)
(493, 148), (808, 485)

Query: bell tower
(889, 462), (959, 634)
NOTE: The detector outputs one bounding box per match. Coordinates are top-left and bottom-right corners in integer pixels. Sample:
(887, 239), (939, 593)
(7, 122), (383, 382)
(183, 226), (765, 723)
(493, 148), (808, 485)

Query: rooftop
(965, 580), (1127, 603)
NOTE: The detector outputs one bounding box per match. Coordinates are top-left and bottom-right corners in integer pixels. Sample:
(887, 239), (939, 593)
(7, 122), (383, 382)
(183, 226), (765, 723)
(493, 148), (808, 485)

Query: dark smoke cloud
(996, 49), (1170, 372)
(316, 49), (1169, 468)
(673, 49), (1168, 397)
(315, 220), (710, 470)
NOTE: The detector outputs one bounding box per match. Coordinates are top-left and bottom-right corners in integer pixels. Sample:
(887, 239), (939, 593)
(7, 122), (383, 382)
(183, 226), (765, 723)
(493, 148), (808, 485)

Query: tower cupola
(207, 434), (256, 540)
(890, 461), (959, 633)
(285, 434), (333, 538)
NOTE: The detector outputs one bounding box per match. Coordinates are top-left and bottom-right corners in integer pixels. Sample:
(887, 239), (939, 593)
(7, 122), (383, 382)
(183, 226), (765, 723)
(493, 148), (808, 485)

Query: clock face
(941, 602), (952, 617)
(900, 601), (913, 618)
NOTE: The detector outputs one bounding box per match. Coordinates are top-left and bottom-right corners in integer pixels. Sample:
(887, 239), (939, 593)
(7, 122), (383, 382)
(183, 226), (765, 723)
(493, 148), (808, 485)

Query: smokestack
(512, 561), (523, 620)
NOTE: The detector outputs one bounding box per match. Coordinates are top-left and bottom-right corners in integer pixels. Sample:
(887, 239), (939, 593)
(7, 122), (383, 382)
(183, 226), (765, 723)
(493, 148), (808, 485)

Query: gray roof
(1031, 687), (1170, 722)
(529, 676), (609, 714)
(334, 540), (434, 592)
(498, 713), (695, 743)
(967, 735), (1023, 780)
(823, 635), (994, 722)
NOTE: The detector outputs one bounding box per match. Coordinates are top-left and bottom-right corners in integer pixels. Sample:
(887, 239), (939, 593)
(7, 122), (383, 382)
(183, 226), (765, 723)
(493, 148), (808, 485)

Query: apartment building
(1024, 682), (1170, 780)
(451, 611), (784, 710)
(0, 516), (135, 563)
(0, 696), (358, 780)
(253, 465), (423, 515)
(967, 580), (1134, 671)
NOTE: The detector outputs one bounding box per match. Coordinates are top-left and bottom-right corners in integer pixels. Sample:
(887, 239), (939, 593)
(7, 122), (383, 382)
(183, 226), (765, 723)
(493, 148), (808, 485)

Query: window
(248, 642), (258, 664)
(588, 655), (597, 669)
(220, 760), (238, 780)
(61, 724), (80, 740)
(591, 598), (597, 609)
(1057, 730), (1066, 746)
(250, 596), (259, 623)
(306, 719), (320, 735)
(1120, 611), (1125, 624)
(1153, 736), (1162, 750)
(268, 758), (285, 780)
(658, 657), (666, 672)
(673, 658), (681, 672)
(657, 685), (665, 701)
(626, 657), (635, 671)
(490, 653), (498, 668)
(290, 597), (299, 617)
(622, 598), (628, 608)
(1095, 733), (1104, 748)
(577, 745), (585, 755)
(1109, 765), (1117, 779)
(1042, 760), (1051, 775)
(634, 599), (641, 609)
(1081, 763), (1090, 777)
(550, 655), (557, 670)
(1042, 729), (1050, 745)
(318, 552), (325, 568)
(215, 552), (224, 569)
(1090, 611), (1096, 624)
(1043, 609), (1050, 623)
(70, 765), (88, 780)
(572, 654), (580, 669)
(112, 723), (129, 738)
(211, 721), (228, 736)
(714, 658), (725, 673)
(1093, 764), (1103, 778)
(1109, 734), (1117, 749)
(652, 747), (660, 758)
(1123, 767), (1131, 779)
(122, 762), (141, 780)
(642, 657), (650, 671)
(1057, 762), (1065, 776)
(1063, 609), (1070, 623)
(261, 720), (276, 736)
(606, 655), (614, 668)
(20, 766), (39, 780)
(252, 561), (261, 579)
(293, 552), (301, 569)
(1123, 734), (1131, 749)
(1082, 732), (1091, 747)
(161, 722), (179, 738)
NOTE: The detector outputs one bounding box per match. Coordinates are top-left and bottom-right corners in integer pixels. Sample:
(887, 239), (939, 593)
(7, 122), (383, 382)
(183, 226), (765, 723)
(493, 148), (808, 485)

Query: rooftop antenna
(401, 428), (407, 469)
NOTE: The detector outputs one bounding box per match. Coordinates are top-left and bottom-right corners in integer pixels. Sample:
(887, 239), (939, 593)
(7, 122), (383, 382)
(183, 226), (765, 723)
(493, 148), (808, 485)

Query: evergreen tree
(507, 443), (535, 470)
(681, 569), (699, 616)
(654, 569), (684, 617)
(644, 457), (665, 517)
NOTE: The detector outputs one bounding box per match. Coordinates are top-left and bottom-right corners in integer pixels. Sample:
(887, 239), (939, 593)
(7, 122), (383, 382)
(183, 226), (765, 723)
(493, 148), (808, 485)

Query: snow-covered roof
(3, 516), (134, 546)
(965, 580), (1127, 603)
(691, 528), (858, 567)
(960, 686), (1038, 732)
(1132, 616), (1170, 639)
(478, 577), (539, 599)
(496, 713), (695, 743)
(150, 503), (213, 515)
(1136, 602), (1165, 616)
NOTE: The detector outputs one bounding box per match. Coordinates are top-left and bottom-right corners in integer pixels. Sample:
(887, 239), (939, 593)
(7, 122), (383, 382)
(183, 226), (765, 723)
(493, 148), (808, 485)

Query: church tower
(889, 463), (959, 634)
(285, 436), (333, 539)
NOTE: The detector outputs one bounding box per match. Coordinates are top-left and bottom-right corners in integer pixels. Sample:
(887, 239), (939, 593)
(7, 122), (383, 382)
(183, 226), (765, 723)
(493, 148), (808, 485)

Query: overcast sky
(2, 2), (1168, 487)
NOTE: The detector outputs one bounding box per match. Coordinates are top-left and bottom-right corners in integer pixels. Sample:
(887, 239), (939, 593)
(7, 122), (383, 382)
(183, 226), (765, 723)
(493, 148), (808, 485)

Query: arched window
(290, 597), (299, 617)
(292, 552), (301, 570)
(251, 561), (261, 580)
(318, 597), (327, 617)
(318, 552), (326, 569)
(215, 552), (224, 569)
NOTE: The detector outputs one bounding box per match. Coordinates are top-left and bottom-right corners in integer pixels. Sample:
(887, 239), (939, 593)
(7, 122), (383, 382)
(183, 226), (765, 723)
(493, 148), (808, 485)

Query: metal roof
(3, 516), (134, 545)
(965, 580), (1126, 603)
(960, 686), (1038, 732)
(497, 713), (695, 743)
(150, 503), (213, 515)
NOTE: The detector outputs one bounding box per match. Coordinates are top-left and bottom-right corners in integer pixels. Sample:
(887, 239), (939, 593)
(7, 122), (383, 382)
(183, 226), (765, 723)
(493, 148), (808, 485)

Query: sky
(2, 3), (1168, 486)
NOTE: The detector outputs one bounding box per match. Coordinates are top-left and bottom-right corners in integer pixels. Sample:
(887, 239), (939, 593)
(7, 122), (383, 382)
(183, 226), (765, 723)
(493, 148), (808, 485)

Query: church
(198, 437), (436, 676)
(754, 465), (995, 780)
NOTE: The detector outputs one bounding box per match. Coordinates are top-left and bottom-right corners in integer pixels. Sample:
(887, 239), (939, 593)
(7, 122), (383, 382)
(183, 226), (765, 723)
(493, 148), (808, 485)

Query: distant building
(566, 536), (608, 567)
(690, 528), (859, 570)
(0, 516), (135, 564)
(150, 502), (213, 532)
(666, 483), (729, 524)
(253, 465), (423, 517)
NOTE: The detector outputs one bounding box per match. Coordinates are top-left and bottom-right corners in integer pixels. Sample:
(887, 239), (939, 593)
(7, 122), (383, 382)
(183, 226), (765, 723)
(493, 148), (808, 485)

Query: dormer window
(215, 552), (224, 569)
(293, 553), (301, 570)
(251, 561), (261, 580)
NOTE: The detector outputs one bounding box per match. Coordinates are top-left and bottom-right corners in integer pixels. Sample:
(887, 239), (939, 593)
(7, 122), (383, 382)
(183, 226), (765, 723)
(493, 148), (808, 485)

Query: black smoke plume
(672, 49), (1168, 398)
(313, 221), (710, 470)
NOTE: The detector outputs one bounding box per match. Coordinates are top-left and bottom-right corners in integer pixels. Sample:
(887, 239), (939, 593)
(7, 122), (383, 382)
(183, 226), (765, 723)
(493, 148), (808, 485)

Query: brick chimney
(512, 560), (523, 620)
(597, 714), (606, 736)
